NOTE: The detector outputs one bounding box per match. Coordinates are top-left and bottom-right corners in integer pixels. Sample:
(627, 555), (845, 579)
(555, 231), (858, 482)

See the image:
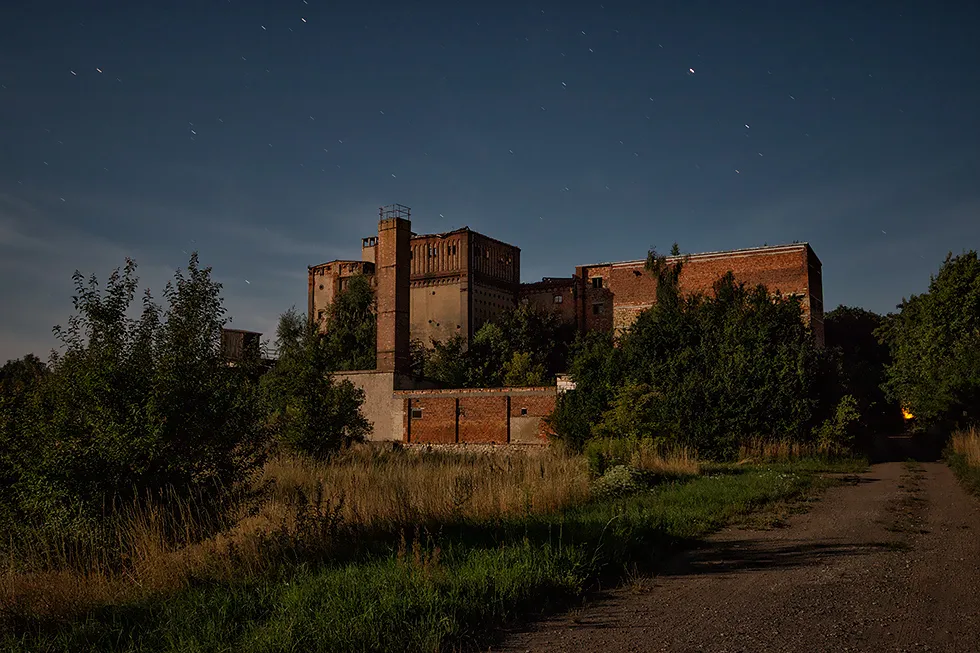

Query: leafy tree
(322, 273), (376, 371)
(551, 247), (840, 459)
(423, 334), (471, 387)
(591, 382), (661, 443)
(546, 331), (621, 451)
(261, 308), (370, 460)
(824, 305), (902, 434)
(0, 354), (48, 397)
(0, 254), (266, 531)
(502, 351), (546, 387)
(877, 251), (980, 431)
(423, 303), (576, 388)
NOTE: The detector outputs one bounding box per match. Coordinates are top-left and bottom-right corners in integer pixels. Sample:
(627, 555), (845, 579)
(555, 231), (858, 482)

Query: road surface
(495, 436), (980, 652)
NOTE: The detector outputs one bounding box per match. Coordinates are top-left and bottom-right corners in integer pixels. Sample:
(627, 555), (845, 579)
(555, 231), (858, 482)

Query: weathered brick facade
(309, 206), (825, 444)
(399, 387), (555, 445)
(571, 244), (824, 345)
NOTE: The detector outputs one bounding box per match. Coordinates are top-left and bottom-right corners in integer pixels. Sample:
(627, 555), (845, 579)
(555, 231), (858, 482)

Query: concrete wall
(399, 387), (556, 445)
(410, 279), (464, 346)
(470, 283), (519, 333)
(335, 371), (441, 441)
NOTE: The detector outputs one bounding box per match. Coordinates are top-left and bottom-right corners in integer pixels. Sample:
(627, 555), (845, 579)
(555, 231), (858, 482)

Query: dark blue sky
(1, 0), (978, 360)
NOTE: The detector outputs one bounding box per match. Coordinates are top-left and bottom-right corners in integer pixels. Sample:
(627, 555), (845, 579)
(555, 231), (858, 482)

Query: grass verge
(946, 427), (980, 497)
(2, 456), (864, 653)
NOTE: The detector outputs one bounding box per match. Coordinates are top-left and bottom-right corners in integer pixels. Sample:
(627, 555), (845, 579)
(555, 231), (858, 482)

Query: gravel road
(494, 436), (980, 653)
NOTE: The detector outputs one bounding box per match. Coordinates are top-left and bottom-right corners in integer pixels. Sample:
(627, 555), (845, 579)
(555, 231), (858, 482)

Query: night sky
(1, 1), (978, 361)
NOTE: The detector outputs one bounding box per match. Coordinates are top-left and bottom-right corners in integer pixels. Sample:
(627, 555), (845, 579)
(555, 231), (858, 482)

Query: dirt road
(495, 436), (980, 652)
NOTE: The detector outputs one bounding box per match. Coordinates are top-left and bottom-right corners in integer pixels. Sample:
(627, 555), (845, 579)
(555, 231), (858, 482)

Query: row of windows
(427, 244), (459, 257)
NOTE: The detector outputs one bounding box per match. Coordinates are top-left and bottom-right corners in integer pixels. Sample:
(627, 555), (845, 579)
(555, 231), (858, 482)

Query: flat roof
(578, 242), (815, 269)
(309, 259), (371, 269)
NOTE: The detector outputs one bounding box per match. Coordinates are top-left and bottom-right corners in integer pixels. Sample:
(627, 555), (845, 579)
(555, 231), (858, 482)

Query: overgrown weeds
(0, 445), (589, 631)
(2, 456), (860, 653)
(946, 427), (980, 496)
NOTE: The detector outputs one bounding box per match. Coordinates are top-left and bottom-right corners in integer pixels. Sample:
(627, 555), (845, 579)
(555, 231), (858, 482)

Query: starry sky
(1, 1), (978, 361)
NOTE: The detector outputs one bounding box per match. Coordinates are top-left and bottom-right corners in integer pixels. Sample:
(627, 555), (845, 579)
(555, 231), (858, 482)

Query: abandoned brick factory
(297, 203), (824, 445)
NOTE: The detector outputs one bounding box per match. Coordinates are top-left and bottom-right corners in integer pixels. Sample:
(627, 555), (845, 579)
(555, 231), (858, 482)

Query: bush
(422, 304), (576, 388)
(0, 255), (266, 534)
(551, 249), (846, 459)
(813, 394), (861, 452)
(261, 309), (370, 460)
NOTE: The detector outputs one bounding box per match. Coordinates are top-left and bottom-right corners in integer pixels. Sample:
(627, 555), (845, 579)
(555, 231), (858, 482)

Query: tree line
(1, 248), (977, 543)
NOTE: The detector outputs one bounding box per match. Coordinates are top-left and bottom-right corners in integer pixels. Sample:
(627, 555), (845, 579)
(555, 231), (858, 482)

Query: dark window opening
(411, 408), (423, 420)
(592, 277), (604, 289)
(520, 407), (528, 416)
(592, 303), (603, 315)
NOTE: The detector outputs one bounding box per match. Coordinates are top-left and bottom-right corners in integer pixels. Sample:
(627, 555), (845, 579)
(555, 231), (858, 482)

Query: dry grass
(738, 438), (837, 462)
(629, 444), (700, 476)
(1, 444), (591, 628)
(950, 427), (980, 467)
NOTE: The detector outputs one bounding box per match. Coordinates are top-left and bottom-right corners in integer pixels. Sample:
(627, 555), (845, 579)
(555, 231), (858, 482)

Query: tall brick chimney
(375, 206), (412, 375)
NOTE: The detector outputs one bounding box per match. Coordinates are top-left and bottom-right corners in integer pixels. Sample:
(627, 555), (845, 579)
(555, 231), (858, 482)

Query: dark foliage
(321, 273), (377, 371)
(824, 306), (903, 436)
(260, 309), (371, 459)
(877, 251), (980, 432)
(550, 248), (849, 458)
(421, 303), (576, 388)
(0, 255), (267, 533)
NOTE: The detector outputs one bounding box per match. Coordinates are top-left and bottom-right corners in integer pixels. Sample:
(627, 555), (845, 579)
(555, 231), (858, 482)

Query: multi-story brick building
(309, 204), (825, 347)
(308, 204), (520, 346)
(319, 208), (825, 444)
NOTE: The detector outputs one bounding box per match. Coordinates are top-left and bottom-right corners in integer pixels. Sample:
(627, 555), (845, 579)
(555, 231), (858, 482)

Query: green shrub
(0, 255), (266, 533)
(814, 394), (862, 452)
(261, 309), (371, 460)
(551, 248), (845, 459)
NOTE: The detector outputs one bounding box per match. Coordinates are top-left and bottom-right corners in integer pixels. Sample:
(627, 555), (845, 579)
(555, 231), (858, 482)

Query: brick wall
(400, 387), (556, 445)
(575, 244), (822, 339)
(459, 395), (508, 443)
(519, 278), (577, 323)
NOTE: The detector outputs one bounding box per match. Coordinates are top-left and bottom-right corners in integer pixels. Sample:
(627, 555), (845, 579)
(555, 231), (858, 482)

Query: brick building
(309, 204), (825, 348)
(313, 207), (825, 444)
(539, 243), (825, 346)
(308, 204), (520, 346)
(330, 210), (555, 445)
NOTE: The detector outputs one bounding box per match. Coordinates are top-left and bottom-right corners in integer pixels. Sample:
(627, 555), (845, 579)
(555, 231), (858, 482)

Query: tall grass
(738, 437), (846, 461)
(1, 444), (590, 629)
(950, 427), (980, 467)
(947, 427), (980, 496)
(3, 461), (853, 653)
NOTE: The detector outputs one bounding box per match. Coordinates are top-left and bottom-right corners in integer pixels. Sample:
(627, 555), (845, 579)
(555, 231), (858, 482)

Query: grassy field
(946, 427), (980, 496)
(1, 442), (865, 653)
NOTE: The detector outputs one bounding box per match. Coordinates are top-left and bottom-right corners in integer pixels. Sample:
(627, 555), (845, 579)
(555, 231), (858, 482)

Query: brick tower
(375, 205), (412, 374)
